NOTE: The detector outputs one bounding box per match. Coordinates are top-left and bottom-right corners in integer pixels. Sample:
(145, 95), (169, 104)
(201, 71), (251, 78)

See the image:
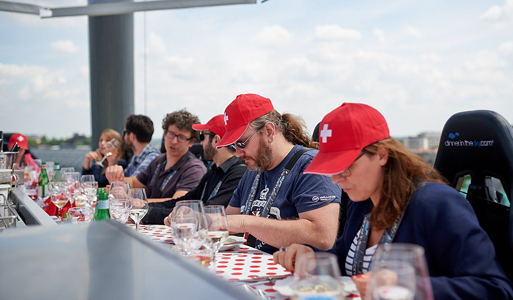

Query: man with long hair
(219, 94), (341, 254)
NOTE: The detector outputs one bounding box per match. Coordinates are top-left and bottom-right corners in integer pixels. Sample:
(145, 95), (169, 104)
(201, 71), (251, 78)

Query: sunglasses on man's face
(199, 131), (216, 141)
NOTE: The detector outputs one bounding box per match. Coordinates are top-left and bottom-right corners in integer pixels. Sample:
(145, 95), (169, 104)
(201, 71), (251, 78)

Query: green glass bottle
(94, 191), (110, 221)
(53, 162), (62, 182)
(37, 162), (49, 199)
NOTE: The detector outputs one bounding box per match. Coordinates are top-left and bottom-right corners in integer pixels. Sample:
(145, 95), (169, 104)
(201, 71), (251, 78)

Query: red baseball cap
(192, 115), (226, 138)
(304, 103), (390, 175)
(8, 133), (29, 150)
(217, 94), (274, 147)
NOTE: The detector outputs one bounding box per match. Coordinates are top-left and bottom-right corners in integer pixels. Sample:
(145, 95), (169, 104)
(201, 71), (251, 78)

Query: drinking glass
(367, 243), (433, 300)
(45, 161), (55, 181)
(171, 213), (200, 256)
(186, 238), (214, 268)
(109, 181), (131, 200)
(63, 172), (81, 205)
(81, 174), (95, 186)
(109, 198), (131, 224)
(67, 206), (94, 224)
(291, 252), (346, 299)
(60, 167), (75, 178)
(49, 181), (68, 218)
(130, 188), (148, 231)
(83, 181), (98, 206)
(97, 138), (121, 167)
(204, 205), (229, 253)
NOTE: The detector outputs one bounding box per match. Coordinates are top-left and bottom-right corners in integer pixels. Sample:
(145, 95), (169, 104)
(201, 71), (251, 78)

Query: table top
(133, 224), (361, 300)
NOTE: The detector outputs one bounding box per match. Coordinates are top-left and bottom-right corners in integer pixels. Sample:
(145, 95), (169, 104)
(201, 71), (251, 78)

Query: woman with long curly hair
(273, 103), (513, 299)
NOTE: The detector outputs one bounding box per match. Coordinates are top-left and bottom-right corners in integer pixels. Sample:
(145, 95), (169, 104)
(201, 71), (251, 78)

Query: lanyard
(148, 159), (177, 196)
(200, 180), (222, 201)
(351, 200), (409, 275)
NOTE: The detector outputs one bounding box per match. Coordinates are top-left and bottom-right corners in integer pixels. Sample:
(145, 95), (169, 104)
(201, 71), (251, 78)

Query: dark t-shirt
(230, 145), (341, 254)
(136, 152), (206, 198)
(144, 155), (247, 224)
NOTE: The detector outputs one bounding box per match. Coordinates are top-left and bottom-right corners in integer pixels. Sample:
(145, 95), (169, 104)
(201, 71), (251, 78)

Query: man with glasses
(219, 94), (342, 254)
(106, 109), (207, 200)
(144, 115), (247, 224)
(122, 114), (160, 177)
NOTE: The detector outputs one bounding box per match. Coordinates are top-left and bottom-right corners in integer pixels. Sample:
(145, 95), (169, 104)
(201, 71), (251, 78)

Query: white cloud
(251, 25), (293, 47)
(404, 26), (423, 38)
(498, 41), (513, 54)
(315, 25), (362, 41)
(51, 40), (80, 54)
(480, 0), (513, 22)
(373, 28), (386, 43)
(147, 32), (167, 54)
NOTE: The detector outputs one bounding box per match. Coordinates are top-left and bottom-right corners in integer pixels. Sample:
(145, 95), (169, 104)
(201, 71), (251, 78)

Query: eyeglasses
(123, 129), (130, 136)
(199, 131), (216, 141)
(235, 125), (264, 149)
(165, 130), (193, 143)
(329, 152), (366, 178)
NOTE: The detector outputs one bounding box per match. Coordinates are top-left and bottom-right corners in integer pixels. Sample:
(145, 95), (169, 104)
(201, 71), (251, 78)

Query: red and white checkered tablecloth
(131, 224), (360, 300)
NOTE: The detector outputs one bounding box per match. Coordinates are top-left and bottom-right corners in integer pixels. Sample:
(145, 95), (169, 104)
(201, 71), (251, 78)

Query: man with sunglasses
(218, 94), (342, 254)
(106, 109), (207, 200)
(146, 115), (247, 224)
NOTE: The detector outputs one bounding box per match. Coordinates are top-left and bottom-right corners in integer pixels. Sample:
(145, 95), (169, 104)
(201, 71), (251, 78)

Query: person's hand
(163, 208), (176, 227)
(351, 271), (371, 299)
(272, 244), (314, 271)
(84, 151), (101, 169)
(105, 165), (124, 182)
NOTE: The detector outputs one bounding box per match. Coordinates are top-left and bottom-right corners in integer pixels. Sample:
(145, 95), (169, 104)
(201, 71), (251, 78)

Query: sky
(1, 0), (513, 141)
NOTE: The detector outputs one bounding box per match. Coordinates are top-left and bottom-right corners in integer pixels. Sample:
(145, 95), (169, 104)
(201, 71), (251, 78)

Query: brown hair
(162, 109), (200, 141)
(96, 129), (125, 172)
(364, 137), (447, 229)
(251, 110), (319, 149)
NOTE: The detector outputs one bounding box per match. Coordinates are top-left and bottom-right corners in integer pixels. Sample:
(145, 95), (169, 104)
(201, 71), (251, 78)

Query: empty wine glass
(109, 181), (131, 199)
(80, 174), (95, 186)
(291, 252), (346, 299)
(83, 181), (98, 206)
(63, 171), (81, 206)
(60, 167), (75, 175)
(367, 243), (433, 300)
(171, 213), (200, 256)
(130, 188), (148, 231)
(97, 138), (121, 167)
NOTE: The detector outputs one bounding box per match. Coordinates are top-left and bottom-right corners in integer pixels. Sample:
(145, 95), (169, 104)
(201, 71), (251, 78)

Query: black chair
(434, 110), (513, 280)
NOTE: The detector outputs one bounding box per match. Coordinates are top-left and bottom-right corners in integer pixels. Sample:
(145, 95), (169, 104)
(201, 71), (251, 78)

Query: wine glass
(291, 252), (346, 299)
(83, 181), (98, 206)
(81, 174), (95, 186)
(67, 206), (94, 224)
(204, 205), (229, 270)
(60, 167), (75, 176)
(97, 138), (121, 167)
(45, 161), (55, 182)
(129, 188), (148, 231)
(49, 181), (68, 218)
(171, 213), (200, 256)
(63, 171), (81, 206)
(366, 243), (433, 300)
(109, 181), (131, 199)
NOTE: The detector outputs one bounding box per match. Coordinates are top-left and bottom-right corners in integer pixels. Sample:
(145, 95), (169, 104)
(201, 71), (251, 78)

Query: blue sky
(1, 0), (512, 140)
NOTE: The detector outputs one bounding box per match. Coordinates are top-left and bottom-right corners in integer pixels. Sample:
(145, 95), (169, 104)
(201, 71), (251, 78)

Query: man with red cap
(219, 94), (342, 254)
(147, 115), (247, 225)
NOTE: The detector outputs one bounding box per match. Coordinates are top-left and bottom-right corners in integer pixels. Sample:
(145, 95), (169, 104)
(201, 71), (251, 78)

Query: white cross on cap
(224, 112), (229, 125)
(17, 136), (25, 142)
(320, 123), (332, 143)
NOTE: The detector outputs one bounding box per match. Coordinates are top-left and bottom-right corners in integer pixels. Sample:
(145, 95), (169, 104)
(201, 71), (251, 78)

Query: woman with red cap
(273, 103), (513, 299)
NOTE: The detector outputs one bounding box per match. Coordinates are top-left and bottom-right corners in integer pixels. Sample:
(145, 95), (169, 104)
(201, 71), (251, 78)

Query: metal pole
(89, 0), (134, 150)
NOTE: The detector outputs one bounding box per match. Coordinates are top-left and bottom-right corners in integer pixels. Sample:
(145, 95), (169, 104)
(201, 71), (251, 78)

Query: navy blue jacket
(330, 182), (513, 299)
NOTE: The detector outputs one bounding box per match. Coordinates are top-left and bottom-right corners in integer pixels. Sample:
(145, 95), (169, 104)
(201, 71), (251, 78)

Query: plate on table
(224, 235), (246, 245)
(273, 276), (357, 297)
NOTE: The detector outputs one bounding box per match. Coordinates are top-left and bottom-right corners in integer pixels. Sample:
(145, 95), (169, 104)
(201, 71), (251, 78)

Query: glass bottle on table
(53, 162), (62, 182)
(37, 161), (49, 199)
(94, 190), (110, 221)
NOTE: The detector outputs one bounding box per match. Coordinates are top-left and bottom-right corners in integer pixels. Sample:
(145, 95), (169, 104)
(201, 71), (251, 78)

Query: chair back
(434, 110), (513, 280)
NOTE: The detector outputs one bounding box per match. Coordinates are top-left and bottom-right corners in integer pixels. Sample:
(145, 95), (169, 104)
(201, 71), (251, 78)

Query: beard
(203, 139), (216, 161)
(244, 137), (273, 172)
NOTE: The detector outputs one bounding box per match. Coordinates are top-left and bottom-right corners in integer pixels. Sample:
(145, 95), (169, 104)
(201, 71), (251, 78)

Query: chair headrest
(434, 110), (513, 198)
